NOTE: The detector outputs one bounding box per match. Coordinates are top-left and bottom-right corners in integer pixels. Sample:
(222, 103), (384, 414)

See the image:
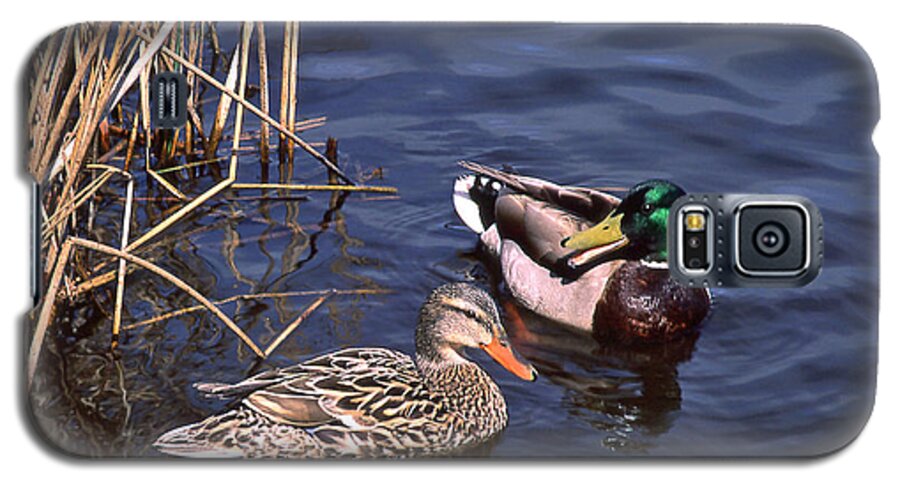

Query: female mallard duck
(453, 161), (709, 343)
(153, 283), (536, 459)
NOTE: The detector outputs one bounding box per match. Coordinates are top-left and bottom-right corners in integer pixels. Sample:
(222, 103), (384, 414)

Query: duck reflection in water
(500, 295), (699, 452)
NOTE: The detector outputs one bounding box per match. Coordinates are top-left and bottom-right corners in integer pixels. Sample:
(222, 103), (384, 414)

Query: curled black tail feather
(453, 170), (506, 234)
(458, 160), (526, 192)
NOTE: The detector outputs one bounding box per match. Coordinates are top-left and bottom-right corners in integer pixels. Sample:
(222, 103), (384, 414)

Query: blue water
(32, 23), (878, 457)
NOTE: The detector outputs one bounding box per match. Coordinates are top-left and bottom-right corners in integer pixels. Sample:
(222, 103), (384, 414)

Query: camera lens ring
(753, 222), (789, 257)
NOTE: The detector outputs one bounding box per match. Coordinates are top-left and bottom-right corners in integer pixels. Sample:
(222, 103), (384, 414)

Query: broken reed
(27, 22), (396, 387)
(257, 22), (270, 163)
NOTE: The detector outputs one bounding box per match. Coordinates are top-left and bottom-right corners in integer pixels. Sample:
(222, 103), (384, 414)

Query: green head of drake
(561, 180), (685, 267)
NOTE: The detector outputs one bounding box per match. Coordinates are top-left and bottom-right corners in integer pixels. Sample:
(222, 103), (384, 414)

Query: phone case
(25, 22), (878, 458)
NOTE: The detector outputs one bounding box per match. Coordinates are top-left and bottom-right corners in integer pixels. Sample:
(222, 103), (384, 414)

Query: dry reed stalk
(206, 45), (239, 159)
(286, 22), (300, 163)
(231, 23), (252, 180)
(28, 238), (74, 388)
(138, 42), (153, 178)
(56, 33), (108, 229)
(184, 23), (200, 156)
(114, 194), (309, 204)
(41, 203), (60, 278)
(175, 21), (186, 67)
(98, 22), (146, 116)
(208, 23), (223, 75)
(131, 27), (354, 184)
(58, 23), (142, 210)
(231, 182), (398, 194)
(29, 29), (73, 169)
(123, 112), (139, 171)
(158, 24), (177, 72)
(191, 23), (206, 166)
(155, 155), (229, 174)
(124, 288), (388, 330)
(235, 117), (326, 143)
(126, 177), (233, 252)
(111, 173), (134, 348)
(67, 237), (265, 358)
(360, 195), (401, 202)
(293, 120), (326, 132)
(187, 104), (207, 143)
(84, 163), (131, 177)
(326, 137), (339, 185)
(40, 139), (127, 239)
(326, 138), (344, 212)
(39, 24), (152, 243)
(278, 22), (291, 160)
(42, 171), (112, 238)
(256, 22), (270, 162)
(27, 30), (64, 133)
(94, 40), (141, 115)
(264, 293), (330, 357)
(35, 24), (108, 180)
(295, 116), (326, 127)
(184, 105), (193, 158)
(146, 162), (188, 200)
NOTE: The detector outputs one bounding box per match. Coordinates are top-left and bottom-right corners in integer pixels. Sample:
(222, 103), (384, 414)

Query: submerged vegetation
(27, 22), (395, 389)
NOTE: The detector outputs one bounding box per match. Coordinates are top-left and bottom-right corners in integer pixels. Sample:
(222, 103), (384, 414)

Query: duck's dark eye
(461, 308), (479, 320)
(641, 202), (654, 214)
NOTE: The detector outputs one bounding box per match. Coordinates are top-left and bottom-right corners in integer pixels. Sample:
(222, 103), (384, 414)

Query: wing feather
(221, 348), (445, 432)
(460, 161), (621, 269)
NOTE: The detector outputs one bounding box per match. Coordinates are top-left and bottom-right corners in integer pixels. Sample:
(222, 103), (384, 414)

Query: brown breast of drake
(593, 261), (710, 344)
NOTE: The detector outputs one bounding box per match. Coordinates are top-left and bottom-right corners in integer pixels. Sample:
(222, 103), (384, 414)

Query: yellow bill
(561, 212), (629, 267)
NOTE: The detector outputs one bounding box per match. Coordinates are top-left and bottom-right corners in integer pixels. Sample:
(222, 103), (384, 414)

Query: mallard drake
(153, 283), (536, 458)
(453, 161), (709, 343)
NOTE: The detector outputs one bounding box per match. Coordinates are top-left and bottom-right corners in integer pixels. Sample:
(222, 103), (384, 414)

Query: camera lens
(753, 223), (788, 256)
(737, 205), (809, 274)
(688, 235), (702, 249)
(760, 231), (779, 248)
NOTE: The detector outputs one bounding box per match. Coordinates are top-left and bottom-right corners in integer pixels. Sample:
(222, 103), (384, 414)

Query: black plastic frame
(668, 194), (824, 288)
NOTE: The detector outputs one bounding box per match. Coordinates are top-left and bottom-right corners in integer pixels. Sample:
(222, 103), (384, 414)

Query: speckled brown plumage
(153, 283), (532, 459)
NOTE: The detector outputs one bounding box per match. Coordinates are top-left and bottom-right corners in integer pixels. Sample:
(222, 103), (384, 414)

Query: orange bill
(480, 336), (537, 381)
